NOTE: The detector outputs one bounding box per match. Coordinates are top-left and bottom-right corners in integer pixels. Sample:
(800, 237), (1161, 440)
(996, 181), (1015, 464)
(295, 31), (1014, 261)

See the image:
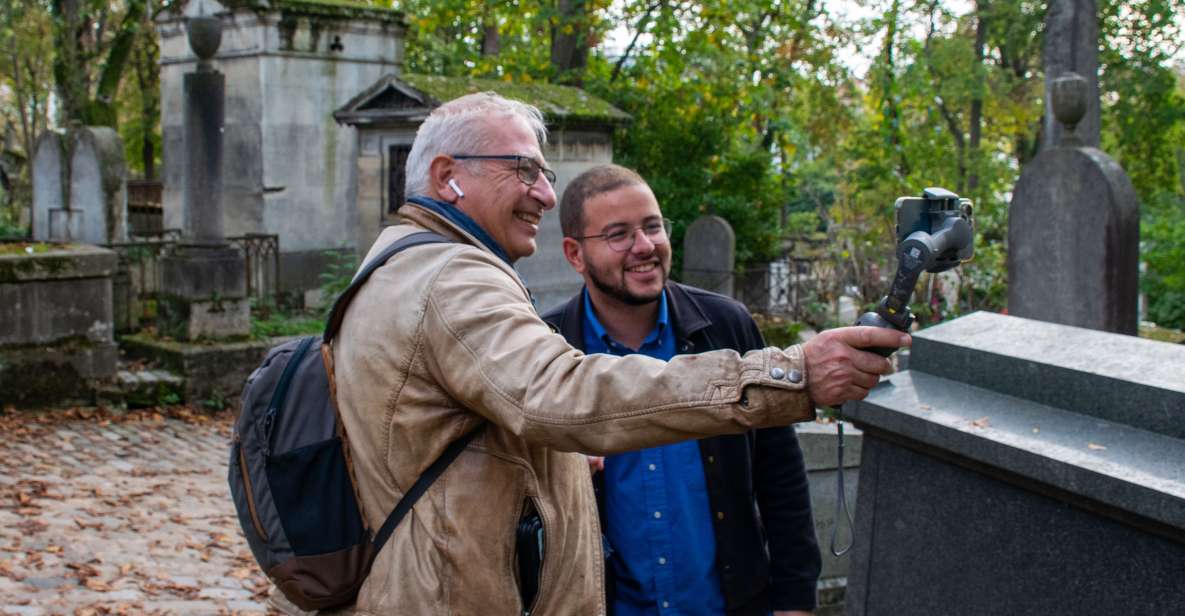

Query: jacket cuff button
(787, 369), (802, 383)
(770, 367), (786, 380)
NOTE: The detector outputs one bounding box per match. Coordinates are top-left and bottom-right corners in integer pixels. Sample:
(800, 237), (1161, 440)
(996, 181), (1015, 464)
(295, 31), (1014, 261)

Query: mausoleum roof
(335, 74), (631, 129)
(172, 0), (404, 24)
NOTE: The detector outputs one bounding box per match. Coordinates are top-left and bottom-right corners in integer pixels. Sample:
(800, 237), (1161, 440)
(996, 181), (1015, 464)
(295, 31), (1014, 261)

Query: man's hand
(801, 326), (910, 407)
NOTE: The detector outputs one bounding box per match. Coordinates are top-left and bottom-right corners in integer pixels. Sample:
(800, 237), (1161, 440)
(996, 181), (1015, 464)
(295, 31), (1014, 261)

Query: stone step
(102, 366), (186, 408)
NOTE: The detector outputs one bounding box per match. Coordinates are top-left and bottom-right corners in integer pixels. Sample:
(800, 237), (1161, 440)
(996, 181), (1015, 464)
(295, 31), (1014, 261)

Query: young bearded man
(542, 164), (821, 615)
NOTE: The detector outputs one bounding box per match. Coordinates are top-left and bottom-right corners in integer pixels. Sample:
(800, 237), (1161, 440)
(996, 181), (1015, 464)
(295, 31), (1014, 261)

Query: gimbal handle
(854, 214), (971, 357)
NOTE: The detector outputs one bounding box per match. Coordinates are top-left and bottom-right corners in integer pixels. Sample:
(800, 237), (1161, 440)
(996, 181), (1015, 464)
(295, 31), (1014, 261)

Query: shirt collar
(582, 287), (669, 350)
(406, 195), (514, 266)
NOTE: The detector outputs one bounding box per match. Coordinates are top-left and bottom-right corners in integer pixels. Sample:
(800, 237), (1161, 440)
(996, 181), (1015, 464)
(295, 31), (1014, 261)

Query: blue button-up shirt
(582, 290), (726, 616)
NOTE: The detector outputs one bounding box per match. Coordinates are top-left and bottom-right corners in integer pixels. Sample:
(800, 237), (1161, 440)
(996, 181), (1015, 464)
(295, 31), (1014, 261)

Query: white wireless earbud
(448, 179), (465, 198)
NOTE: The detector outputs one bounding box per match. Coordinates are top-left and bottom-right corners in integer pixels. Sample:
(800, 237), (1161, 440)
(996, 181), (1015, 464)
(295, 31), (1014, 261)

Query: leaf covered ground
(0, 406), (277, 615)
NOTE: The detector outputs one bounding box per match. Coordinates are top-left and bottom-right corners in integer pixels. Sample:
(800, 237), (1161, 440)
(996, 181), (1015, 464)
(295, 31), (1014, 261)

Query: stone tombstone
(842, 312), (1185, 616)
(0, 244), (118, 406)
(31, 127), (128, 244)
(32, 131), (65, 241)
(682, 214), (735, 297)
(158, 11), (250, 340)
(1007, 72), (1139, 335)
(1043, 0), (1100, 150)
(67, 128), (129, 244)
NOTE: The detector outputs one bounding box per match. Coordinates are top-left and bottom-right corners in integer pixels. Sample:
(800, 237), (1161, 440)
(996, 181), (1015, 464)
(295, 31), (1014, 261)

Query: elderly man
(333, 92), (905, 615)
(543, 164), (820, 616)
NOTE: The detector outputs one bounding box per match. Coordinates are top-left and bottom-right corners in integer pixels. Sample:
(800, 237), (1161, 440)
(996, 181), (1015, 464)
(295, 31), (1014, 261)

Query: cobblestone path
(0, 408), (275, 615)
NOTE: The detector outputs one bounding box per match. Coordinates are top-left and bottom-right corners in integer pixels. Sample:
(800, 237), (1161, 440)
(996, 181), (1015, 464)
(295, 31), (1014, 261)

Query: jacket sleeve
(742, 314), (823, 611)
(419, 249), (814, 455)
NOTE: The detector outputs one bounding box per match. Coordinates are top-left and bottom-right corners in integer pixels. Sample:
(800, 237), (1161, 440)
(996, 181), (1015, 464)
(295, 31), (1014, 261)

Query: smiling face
(448, 116), (557, 262)
(564, 183), (671, 306)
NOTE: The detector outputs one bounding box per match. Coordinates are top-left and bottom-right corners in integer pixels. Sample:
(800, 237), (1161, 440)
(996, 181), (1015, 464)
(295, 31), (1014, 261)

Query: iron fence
(736, 235), (866, 324)
(105, 230), (280, 333)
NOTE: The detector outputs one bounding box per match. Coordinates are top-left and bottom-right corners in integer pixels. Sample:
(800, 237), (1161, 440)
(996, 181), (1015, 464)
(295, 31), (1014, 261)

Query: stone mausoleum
(158, 0), (628, 310)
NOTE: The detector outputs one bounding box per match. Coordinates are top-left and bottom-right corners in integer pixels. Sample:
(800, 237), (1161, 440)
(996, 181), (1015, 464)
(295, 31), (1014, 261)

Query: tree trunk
(880, 0), (910, 177)
(968, 1), (988, 193)
(480, 1), (500, 56)
(51, 0), (89, 125)
(550, 0), (589, 86)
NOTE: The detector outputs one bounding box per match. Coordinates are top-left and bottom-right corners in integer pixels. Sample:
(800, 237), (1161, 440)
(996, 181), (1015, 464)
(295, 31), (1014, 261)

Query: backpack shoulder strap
(322, 231), (451, 342)
(372, 425), (485, 552)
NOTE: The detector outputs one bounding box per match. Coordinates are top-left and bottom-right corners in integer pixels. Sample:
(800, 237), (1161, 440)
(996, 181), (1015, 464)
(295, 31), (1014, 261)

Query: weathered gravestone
(1008, 72), (1139, 335)
(842, 311), (1185, 615)
(682, 215), (735, 297)
(31, 128), (129, 244)
(0, 244), (118, 407)
(157, 13), (250, 340)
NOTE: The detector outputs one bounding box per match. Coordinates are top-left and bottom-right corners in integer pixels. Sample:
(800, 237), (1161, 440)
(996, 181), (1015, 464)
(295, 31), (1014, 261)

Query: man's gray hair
(404, 92), (548, 197)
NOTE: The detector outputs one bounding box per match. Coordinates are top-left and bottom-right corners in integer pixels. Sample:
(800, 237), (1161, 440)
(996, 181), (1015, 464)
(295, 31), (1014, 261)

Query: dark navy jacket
(541, 282), (822, 615)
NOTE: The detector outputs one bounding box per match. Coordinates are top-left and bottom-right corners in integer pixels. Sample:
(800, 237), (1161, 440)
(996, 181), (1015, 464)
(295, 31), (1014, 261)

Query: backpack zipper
(237, 440), (269, 542)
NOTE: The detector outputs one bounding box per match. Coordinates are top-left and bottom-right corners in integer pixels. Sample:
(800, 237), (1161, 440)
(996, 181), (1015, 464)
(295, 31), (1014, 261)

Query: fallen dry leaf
(970, 416), (990, 429)
(83, 577), (111, 591)
(228, 567), (254, 579)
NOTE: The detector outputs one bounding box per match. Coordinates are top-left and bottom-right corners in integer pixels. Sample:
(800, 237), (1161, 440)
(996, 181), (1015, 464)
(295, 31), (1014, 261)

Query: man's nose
(631, 228), (656, 254)
(531, 175), (557, 210)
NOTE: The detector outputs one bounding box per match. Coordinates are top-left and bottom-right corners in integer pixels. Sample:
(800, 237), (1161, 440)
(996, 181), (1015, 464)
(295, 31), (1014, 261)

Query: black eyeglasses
(451, 154), (557, 186)
(573, 218), (673, 252)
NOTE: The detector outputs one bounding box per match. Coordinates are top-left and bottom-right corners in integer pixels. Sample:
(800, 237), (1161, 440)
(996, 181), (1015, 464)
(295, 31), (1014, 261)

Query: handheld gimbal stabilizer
(856, 187), (975, 356)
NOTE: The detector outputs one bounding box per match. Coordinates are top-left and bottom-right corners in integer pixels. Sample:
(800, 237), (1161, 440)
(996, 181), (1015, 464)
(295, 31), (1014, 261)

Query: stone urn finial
(186, 15), (223, 70)
(1051, 72), (1087, 146)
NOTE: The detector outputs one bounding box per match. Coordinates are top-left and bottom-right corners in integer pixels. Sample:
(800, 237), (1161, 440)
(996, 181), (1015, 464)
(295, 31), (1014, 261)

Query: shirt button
(658, 557), (666, 565)
(770, 367), (786, 380)
(654, 511), (662, 519)
(787, 369), (803, 383)
(716, 511), (725, 520)
(707, 456), (715, 464)
(662, 601), (670, 609)
(648, 463), (657, 471)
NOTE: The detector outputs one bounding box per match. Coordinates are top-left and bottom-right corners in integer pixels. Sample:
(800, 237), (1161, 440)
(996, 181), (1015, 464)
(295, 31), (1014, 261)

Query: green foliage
(250, 308), (324, 339)
(1142, 191), (1185, 329)
(318, 248), (359, 301)
(753, 314), (806, 348)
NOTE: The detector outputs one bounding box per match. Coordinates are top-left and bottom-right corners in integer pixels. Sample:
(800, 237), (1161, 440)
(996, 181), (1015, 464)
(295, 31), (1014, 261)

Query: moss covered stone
(402, 74), (631, 126)
(0, 243), (116, 283)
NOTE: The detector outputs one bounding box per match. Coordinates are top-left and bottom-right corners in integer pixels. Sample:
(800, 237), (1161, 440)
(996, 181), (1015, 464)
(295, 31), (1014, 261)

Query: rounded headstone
(682, 215), (736, 297)
(1007, 146), (1139, 335)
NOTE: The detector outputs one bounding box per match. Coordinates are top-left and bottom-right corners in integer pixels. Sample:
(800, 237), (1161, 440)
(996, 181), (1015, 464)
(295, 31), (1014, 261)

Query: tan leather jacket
(334, 204), (814, 615)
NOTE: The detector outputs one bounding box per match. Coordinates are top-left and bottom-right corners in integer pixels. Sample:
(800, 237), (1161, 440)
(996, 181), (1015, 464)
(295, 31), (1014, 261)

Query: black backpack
(229, 231), (482, 611)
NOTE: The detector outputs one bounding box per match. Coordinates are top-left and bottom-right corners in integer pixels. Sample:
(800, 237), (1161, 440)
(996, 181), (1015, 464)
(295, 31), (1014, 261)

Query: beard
(587, 262), (667, 306)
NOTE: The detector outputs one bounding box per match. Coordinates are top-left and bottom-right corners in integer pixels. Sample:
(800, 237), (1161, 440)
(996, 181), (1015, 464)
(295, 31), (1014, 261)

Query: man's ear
(428, 155), (461, 202)
(562, 237), (586, 273)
